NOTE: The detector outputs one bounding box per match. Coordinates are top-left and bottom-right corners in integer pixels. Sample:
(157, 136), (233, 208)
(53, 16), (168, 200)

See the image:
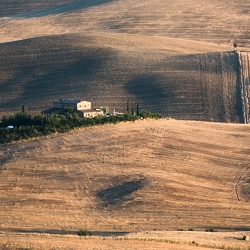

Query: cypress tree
(136, 101), (140, 115)
(127, 101), (130, 114)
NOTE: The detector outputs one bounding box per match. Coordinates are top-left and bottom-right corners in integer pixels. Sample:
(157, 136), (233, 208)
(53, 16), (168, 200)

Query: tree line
(0, 108), (161, 144)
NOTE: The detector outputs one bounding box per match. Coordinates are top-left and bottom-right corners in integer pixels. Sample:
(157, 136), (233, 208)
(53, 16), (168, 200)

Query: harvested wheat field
(0, 0), (250, 122)
(1, 0), (250, 249)
(0, 33), (243, 122)
(1, 231), (250, 250)
(0, 0), (249, 46)
(0, 119), (250, 249)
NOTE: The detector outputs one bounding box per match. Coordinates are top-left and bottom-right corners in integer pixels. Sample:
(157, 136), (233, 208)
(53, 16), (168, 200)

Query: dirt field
(0, 119), (249, 249)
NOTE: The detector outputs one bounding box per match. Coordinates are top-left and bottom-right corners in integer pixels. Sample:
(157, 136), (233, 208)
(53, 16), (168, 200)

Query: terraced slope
(0, 119), (249, 233)
(0, 33), (244, 122)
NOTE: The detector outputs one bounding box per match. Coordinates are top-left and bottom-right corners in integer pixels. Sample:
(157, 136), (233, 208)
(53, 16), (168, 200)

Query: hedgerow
(0, 110), (161, 144)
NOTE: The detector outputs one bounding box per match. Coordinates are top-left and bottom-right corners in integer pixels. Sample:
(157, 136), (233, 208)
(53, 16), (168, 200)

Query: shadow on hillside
(97, 178), (147, 207)
(7, 229), (129, 236)
(0, 39), (117, 110)
(239, 172), (250, 201)
(125, 74), (175, 115)
(16, 0), (115, 18)
(202, 227), (250, 231)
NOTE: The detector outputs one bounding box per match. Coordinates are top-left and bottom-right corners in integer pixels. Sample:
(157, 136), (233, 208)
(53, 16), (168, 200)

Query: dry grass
(0, 119), (249, 249)
(1, 231), (250, 250)
(0, 1), (250, 249)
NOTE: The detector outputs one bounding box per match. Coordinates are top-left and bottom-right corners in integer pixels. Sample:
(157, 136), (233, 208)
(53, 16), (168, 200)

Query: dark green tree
(136, 101), (140, 115)
(126, 101), (130, 114)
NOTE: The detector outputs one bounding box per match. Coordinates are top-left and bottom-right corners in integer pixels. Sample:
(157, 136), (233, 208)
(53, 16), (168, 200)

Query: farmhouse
(43, 99), (104, 118)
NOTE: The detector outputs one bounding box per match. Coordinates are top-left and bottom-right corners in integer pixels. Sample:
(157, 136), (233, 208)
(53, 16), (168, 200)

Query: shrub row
(0, 110), (161, 144)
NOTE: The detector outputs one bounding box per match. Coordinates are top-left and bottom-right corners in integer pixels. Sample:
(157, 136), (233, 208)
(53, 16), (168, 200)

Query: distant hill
(0, 0), (249, 122)
(0, 33), (245, 122)
(0, 0), (249, 47)
(0, 0), (73, 17)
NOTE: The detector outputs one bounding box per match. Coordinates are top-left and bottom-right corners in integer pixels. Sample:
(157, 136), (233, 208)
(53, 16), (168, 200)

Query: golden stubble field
(1, 0), (249, 121)
(0, 0), (249, 47)
(0, 1), (250, 249)
(0, 32), (244, 122)
(0, 119), (250, 249)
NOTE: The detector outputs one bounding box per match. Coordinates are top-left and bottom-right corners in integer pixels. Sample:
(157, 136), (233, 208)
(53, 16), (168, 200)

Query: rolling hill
(0, 1), (250, 249)
(0, 119), (250, 249)
(0, 0), (249, 47)
(0, 33), (247, 122)
(0, 0), (249, 122)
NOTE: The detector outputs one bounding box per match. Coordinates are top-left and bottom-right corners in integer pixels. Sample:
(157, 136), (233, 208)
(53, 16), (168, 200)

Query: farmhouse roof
(54, 99), (83, 104)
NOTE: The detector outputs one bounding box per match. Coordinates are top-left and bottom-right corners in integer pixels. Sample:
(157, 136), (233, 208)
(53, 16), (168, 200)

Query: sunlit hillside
(0, 119), (250, 249)
(0, 0), (249, 47)
(1, 1), (250, 249)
